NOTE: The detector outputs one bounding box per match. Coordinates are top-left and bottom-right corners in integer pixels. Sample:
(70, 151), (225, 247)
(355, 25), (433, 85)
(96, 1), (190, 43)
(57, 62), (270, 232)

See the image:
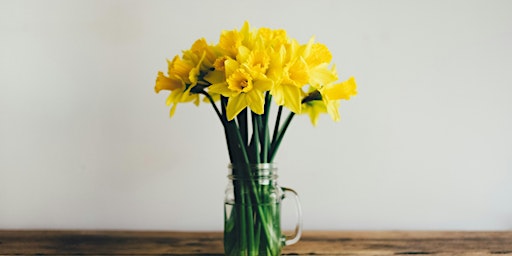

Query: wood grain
(0, 230), (511, 255)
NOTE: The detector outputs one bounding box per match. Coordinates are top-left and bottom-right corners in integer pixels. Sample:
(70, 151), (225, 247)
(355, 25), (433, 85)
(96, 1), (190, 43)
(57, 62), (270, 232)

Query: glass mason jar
(224, 163), (302, 256)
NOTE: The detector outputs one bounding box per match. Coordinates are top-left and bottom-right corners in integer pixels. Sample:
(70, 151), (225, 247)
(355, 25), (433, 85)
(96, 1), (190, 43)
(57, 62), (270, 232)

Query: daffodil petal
(309, 64), (337, 88)
(286, 57), (309, 86)
(253, 79), (273, 92)
(226, 95), (248, 120)
(155, 71), (181, 93)
(325, 99), (341, 122)
(224, 58), (240, 77)
(272, 84), (302, 113)
(246, 91), (265, 114)
(306, 42), (332, 66)
(204, 70), (225, 84)
(324, 76), (357, 100)
(208, 82), (234, 97)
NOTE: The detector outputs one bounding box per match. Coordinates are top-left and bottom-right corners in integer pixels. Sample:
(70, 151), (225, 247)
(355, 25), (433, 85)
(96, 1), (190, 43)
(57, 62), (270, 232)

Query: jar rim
(228, 163), (276, 169)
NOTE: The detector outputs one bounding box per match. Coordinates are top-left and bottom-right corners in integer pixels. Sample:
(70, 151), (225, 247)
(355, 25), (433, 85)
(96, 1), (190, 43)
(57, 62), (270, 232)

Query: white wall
(1, 0), (511, 231)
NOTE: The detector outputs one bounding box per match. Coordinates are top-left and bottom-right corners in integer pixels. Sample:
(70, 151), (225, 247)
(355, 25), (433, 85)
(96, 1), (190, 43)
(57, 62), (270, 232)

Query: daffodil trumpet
(155, 21), (357, 256)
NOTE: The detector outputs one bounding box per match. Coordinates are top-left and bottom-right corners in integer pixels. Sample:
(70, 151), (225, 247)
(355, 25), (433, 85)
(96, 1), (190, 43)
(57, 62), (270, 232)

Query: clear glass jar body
(224, 163), (302, 256)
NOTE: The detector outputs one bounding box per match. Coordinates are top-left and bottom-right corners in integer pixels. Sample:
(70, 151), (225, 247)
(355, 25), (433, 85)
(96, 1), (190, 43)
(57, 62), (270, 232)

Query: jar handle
(281, 187), (303, 246)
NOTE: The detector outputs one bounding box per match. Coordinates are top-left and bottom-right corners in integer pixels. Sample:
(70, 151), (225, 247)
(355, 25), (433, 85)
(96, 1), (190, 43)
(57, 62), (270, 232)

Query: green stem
(237, 108), (248, 147)
(261, 93), (271, 163)
(270, 105), (283, 160)
(220, 97), (237, 163)
(269, 112), (295, 162)
(251, 112), (261, 164)
(244, 183), (254, 252)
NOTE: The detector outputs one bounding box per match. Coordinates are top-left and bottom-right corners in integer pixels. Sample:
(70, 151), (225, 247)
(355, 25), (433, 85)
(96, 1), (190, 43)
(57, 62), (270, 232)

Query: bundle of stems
(197, 88), (297, 255)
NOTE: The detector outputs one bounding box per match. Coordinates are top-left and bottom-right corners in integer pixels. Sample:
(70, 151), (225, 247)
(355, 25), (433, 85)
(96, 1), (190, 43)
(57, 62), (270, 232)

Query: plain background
(1, 0), (511, 231)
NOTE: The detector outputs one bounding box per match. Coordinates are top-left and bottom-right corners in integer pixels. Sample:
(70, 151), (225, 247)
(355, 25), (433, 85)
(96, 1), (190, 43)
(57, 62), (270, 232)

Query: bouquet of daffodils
(155, 22), (356, 255)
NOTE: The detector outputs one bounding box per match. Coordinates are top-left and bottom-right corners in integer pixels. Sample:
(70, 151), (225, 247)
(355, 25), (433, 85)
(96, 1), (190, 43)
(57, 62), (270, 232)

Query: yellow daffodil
(301, 38), (338, 89)
(218, 29), (243, 59)
(183, 38), (217, 71)
(208, 58), (273, 120)
(302, 38), (332, 66)
(307, 76), (357, 123)
(237, 47), (271, 80)
(267, 39), (310, 114)
(155, 52), (204, 116)
(300, 74), (357, 125)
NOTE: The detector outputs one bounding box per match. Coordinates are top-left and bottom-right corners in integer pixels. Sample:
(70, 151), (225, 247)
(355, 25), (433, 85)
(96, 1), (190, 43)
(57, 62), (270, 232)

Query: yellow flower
(208, 58), (273, 120)
(183, 38), (217, 71)
(218, 28), (243, 58)
(300, 89), (342, 125)
(154, 52), (204, 117)
(283, 57), (310, 86)
(269, 42), (309, 113)
(301, 37), (337, 89)
(303, 38), (332, 67)
(301, 75), (357, 125)
(311, 76), (357, 123)
(237, 46), (271, 79)
(270, 56), (309, 114)
(227, 68), (254, 93)
(239, 21), (256, 50)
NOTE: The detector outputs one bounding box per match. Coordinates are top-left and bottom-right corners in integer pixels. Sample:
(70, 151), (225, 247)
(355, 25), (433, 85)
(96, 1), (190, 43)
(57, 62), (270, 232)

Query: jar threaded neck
(228, 163), (277, 180)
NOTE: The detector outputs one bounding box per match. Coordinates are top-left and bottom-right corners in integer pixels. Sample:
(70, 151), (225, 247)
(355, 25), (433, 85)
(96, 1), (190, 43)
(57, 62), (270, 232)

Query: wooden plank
(285, 231), (512, 255)
(0, 230), (223, 255)
(0, 230), (511, 255)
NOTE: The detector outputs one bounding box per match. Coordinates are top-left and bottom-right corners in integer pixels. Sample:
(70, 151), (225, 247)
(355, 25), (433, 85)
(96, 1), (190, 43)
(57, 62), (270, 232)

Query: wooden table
(0, 230), (511, 255)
